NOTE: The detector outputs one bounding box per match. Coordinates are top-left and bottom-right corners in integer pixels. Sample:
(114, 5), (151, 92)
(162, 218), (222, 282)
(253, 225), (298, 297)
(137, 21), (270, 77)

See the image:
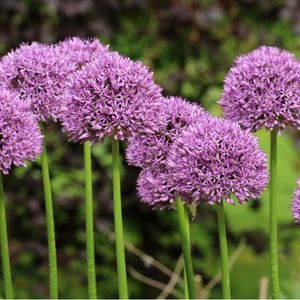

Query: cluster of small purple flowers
(219, 46), (300, 223)
(127, 96), (208, 208)
(0, 37), (112, 174)
(292, 179), (300, 223)
(126, 96), (206, 169)
(130, 110), (269, 209)
(127, 97), (268, 208)
(0, 42), (64, 122)
(0, 36), (161, 172)
(1, 37), (299, 222)
(2, 37), (300, 300)
(60, 50), (163, 143)
(220, 46), (300, 132)
(128, 45), (300, 226)
(167, 118), (268, 205)
(0, 88), (42, 174)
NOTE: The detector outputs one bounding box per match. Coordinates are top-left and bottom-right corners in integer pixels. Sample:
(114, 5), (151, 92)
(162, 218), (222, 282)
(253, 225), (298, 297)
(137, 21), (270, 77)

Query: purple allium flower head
(0, 88), (43, 174)
(137, 167), (175, 209)
(167, 117), (269, 205)
(61, 50), (163, 143)
(0, 42), (68, 122)
(126, 96), (207, 168)
(220, 46), (300, 132)
(55, 37), (109, 71)
(291, 179), (300, 223)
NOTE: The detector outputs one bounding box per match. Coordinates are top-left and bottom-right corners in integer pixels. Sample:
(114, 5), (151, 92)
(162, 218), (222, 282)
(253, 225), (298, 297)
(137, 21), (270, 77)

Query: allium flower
(220, 46), (300, 131)
(55, 37), (109, 71)
(167, 117), (268, 205)
(291, 179), (300, 223)
(137, 167), (175, 209)
(0, 42), (69, 122)
(126, 96), (206, 168)
(61, 50), (163, 143)
(0, 88), (43, 174)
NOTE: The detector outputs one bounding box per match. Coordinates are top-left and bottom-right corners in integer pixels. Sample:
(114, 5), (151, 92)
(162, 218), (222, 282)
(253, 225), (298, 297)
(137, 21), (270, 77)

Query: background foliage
(0, 0), (300, 298)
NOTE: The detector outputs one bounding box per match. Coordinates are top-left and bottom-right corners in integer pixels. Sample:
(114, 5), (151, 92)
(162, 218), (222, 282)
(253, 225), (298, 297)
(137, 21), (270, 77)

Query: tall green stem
(217, 200), (231, 299)
(176, 198), (196, 299)
(270, 130), (280, 298)
(112, 139), (128, 299)
(84, 142), (97, 299)
(0, 174), (13, 299)
(41, 124), (58, 299)
(183, 206), (191, 299)
(183, 269), (189, 299)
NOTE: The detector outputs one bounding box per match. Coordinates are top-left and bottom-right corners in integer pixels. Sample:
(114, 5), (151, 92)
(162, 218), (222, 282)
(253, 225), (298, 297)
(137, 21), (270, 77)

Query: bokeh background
(0, 0), (300, 298)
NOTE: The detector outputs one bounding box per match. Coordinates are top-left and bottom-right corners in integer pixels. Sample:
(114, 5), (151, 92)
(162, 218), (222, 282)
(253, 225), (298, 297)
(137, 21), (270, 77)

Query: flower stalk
(217, 200), (231, 299)
(41, 124), (58, 299)
(269, 130), (280, 298)
(112, 139), (128, 299)
(183, 204), (191, 299)
(176, 198), (196, 299)
(0, 174), (13, 299)
(84, 141), (97, 299)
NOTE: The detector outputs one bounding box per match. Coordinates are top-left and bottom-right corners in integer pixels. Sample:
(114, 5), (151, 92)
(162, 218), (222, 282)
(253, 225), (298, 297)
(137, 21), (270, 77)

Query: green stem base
(269, 131), (280, 299)
(41, 125), (58, 299)
(112, 139), (128, 299)
(84, 142), (97, 299)
(176, 198), (196, 299)
(217, 201), (231, 299)
(0, 174), (13, 299)
(183, 203), (191, 299)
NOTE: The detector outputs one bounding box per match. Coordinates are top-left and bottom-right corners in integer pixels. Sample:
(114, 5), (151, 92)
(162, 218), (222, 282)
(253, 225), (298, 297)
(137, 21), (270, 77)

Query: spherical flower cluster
(167, 117), (269, 205)
(137, 168), (175, 209)
(126, 96), (206, 168)
(0, 42), (68, 122)
(61, 50), (163, 143)
(0, 88), (43, 174)
(220, 46), (300, 132)
(291, 179), (300, 223)
(55, 37), (109, 71)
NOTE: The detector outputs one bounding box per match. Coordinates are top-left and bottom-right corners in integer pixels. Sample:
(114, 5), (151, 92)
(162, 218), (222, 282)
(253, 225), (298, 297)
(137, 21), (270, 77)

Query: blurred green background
(1, 0), (300, 298)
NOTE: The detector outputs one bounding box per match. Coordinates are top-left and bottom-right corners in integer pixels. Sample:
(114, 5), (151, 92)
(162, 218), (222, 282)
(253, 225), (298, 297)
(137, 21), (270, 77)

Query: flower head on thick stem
(220, 46), (300, 132)
(0, 42), (67, 122)
(126, 96), (207, 169)
(167, 117), (269, 205)
(0, 88), (42, 174)
(61, 50), (163, 143)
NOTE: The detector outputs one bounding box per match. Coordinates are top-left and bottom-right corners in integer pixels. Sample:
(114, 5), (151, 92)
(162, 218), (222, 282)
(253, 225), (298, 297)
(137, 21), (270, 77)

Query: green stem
(41, 124), (58, 299)
(217, 200), (231, 299)
(269, 130), (280, 299)
(84, 142), (97, 299)
(183, 206), (191, 299)
(183, 270), (189, 299)
(112, 139), (128, 299)
(176, 198), (196, 299)
(0, 174), (13, 299)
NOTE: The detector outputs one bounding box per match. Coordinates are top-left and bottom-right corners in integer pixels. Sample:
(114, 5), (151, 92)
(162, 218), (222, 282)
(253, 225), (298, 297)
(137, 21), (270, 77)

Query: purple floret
(167, 117), (269, 205)
(0, 38), (108, 123)
(137, 167), (175, 209)
(126, 96), (207, 169)
(0, 88), (43, 174)
(291, 179), (300, 223)
(61, 50), (163, 143)
(220, 46), (300, 132)
(55, 37), (109, 71)
(0, 42), (67, 122)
